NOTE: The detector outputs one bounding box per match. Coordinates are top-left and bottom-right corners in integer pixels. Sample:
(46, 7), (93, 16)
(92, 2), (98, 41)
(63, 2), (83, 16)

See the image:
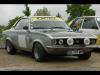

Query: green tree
(6, 16), (22, 30)
(0, 25), (6, 33)
(34, 7), (51, 16)
(56, 12), (62, 18)
(0, 25), (6, 38)
(23, 4), (31, 17)
(66, 4), (95, 23)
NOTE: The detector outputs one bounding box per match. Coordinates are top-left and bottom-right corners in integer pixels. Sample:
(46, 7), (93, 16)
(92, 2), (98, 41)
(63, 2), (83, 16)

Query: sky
(0, 4), (100, 26)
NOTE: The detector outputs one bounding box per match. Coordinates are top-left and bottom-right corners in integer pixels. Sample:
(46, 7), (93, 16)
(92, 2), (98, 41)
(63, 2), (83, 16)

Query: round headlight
(67, 38), (74, 46)
(58, 39), (63, 45)
(84, 38), (90, 45)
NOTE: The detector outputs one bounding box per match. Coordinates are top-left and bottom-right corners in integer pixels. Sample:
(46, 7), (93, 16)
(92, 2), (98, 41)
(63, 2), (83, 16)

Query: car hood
(47, 31), (96, 39)
(32, 29), (97, 39)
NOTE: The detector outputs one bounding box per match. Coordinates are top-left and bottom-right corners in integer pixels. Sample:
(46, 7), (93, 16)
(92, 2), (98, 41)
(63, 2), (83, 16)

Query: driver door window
(15, 19), (29, 30)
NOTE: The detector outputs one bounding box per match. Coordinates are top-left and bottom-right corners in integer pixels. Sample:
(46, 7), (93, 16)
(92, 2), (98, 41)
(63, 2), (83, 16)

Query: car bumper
(46, 45), (98, 55)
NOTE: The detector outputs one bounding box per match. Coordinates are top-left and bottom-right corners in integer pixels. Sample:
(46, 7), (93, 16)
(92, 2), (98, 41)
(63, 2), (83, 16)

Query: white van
(70, 16), (100, 47)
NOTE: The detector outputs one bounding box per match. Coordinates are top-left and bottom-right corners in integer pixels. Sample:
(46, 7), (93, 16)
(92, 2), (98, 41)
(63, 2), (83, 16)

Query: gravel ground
(0, 49), (100, 71)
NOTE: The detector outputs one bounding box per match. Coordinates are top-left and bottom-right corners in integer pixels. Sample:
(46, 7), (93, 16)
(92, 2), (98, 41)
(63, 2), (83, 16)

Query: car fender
(32, 39), (47, 51)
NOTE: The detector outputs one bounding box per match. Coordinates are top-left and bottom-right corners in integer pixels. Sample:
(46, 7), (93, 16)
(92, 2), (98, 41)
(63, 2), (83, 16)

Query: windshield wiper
(32, 26), (50, 29)
(50, 27), (65, 29)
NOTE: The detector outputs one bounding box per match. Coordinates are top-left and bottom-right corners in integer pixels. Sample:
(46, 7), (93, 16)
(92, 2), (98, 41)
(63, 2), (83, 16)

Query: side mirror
(23, 26), (28, 30)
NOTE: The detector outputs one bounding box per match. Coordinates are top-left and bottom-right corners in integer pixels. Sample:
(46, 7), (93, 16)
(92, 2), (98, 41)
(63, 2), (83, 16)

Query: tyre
(78, 52), (91, 60)
(93, 48), (100, 52)
(6, 40), (17, 55)
(32, 43), (47, 62)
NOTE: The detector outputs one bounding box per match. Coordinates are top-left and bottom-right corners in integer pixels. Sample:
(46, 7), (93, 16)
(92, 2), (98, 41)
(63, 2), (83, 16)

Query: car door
(70, 17), (83, 32)
(14, 18), (30, 51)
(79, 17), (99, 36)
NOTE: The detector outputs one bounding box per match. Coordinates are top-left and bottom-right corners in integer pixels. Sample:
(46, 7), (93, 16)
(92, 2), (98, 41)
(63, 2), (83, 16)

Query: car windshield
(96, 17), (100, 27)
(30, 20), (70, 30)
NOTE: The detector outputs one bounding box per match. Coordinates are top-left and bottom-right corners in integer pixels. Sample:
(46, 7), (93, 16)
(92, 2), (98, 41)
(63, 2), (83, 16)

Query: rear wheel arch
(6, 39), (12, 48)
(6, 39), (17, 55)
(5, 37), (16, 50)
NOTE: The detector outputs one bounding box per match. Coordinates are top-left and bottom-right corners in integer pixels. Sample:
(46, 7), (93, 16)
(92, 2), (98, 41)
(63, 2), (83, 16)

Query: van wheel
(78, 52), (91, 60)
(6, 41), (17, 55)
(32, 43), (47, 62)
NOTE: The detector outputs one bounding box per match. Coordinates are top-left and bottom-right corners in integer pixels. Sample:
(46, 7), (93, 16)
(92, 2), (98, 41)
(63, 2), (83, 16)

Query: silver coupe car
(2, 16), (97, 62)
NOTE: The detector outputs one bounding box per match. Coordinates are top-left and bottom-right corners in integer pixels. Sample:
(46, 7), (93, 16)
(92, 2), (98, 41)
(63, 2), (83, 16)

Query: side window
(71, 18), (83, 31)
(82, 17), (98, 29)
(15, 19), (29, 30)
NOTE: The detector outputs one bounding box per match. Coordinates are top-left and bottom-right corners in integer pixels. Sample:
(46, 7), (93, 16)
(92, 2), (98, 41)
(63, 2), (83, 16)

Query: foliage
(34, 7), (51, 16)
(6, 16), (22, 30)
(66, 4), (95, 23)
(23, 4), (31, 17)
(0, 25), (6, 33)
(56, 12), (62, 18)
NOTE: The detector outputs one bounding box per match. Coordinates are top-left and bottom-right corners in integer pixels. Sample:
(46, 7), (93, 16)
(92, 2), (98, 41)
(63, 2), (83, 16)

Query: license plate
(67, 50), (83, 55)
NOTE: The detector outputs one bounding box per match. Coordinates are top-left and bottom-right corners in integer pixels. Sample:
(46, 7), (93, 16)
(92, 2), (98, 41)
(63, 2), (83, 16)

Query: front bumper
(46, 45), (98, 55)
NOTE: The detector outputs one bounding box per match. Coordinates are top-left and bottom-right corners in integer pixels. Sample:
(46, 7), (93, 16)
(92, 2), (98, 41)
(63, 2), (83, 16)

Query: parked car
(70, 16), (100, 47)
(3, 16), (97, 62)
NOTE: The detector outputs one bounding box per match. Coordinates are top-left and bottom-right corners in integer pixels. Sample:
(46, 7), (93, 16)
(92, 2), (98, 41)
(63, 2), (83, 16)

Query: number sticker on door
(18, 35), (27, 48)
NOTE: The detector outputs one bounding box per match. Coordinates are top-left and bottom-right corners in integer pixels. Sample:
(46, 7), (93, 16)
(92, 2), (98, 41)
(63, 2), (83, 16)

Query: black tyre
(32, 43), (47, 62)
(78, 52), (91, 60)
(93, 48), (100, 52)
(6, 40), (17, 55)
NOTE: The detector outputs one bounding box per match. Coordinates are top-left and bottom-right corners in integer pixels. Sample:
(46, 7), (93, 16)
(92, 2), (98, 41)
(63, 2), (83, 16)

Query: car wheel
(93, 48), (100, 52)
(78, 52), (91, 60)
(6, 41), (17, 55)
(32, 43), (47, 62)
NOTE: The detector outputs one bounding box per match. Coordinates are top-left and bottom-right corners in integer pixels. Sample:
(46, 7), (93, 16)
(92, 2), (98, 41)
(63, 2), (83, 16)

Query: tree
(34, 7), (51, 16)
(56, 12), (62, 18)
(6, 16), (22, 30)
(0, 25), (6, 33)
(23, 4), (31, 17)
(66, 4), (95, 23)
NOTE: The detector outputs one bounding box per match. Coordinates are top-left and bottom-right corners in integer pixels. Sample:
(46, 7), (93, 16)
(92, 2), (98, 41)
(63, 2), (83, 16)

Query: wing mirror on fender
(23, 26), (28, 30)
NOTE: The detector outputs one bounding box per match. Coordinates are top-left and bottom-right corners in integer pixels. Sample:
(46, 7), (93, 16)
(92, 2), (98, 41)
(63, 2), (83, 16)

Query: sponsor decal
(18, 35), (27, 48)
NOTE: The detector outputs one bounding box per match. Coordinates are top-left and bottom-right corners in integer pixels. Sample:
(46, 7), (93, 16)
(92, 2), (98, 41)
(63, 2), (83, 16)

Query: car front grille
(90, 39), (97, 45)
(53, 38), (97, 46)
(74, 39), (84, 45)
(74, 39), (97, 45)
